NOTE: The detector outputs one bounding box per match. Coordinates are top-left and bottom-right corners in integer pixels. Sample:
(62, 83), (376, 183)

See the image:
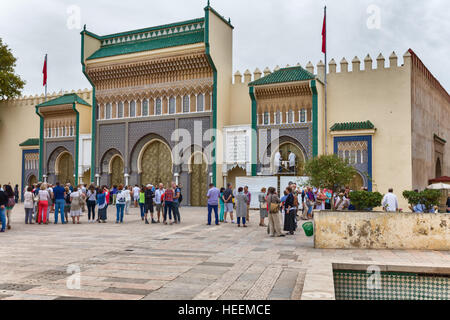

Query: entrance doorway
(189, 152), (208, 207)
(140, 140), (173, 187)
(56, 152), (74, 185)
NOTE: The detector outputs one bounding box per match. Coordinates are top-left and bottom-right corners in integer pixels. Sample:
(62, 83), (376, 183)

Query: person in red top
(163, 186), (174, 225)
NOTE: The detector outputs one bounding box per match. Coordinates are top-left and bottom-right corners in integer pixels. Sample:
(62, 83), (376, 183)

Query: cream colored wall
(410, 54), (450, 189)
(77, 103), (92, 134)
(0, 90), (92, 186)
(324, 53), (412, 210)
(0, 98), (40, 185)
(82, 33), (101, 63)
(207, 8), (233, 188)
(229, 79), (252, 126)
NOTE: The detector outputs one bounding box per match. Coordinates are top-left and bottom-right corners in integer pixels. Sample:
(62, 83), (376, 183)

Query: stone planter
(314, 211), (450, 250)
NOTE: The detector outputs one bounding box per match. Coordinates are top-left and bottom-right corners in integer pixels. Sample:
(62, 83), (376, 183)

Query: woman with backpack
(115, 185), (126, 224)
(266, 187), (285, 237)
(4, 185), (15, 230)
(283, 187), (297, 235)
(86, 185), (97, 223)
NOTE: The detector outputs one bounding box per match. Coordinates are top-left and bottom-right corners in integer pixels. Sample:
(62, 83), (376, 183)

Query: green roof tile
(249, 66), (315, 86)
(36, 93), (91, 108)
(19, 138), (39, 147)
(87, 30), (204, 60)
(99, 18), (204, 40)
(330, 121), (375, 131)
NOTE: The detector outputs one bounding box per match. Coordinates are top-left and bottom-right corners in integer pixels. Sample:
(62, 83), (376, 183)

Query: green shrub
(403, 189), (441, 212)
(349, 191), (383, 211)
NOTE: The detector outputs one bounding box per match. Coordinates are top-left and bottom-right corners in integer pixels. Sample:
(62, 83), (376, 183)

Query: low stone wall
(314, 211), (450, 250)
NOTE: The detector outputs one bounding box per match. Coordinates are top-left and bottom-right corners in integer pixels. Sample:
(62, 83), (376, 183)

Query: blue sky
(1, 0), (449, 95)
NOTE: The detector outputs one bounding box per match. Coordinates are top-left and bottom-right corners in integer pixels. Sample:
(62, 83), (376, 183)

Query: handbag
(7, 197), (15, 208)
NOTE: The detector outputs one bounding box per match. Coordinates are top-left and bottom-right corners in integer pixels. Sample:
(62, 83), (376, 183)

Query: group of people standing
(205, 182), (303, 237)
(0, 180), (183, 229)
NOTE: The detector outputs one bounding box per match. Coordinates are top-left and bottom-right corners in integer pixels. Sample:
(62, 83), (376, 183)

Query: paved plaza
(0, 204), (448, 300)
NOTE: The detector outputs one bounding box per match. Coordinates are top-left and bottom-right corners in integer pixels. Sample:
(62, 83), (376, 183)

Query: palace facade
(0, 5), (449, 208)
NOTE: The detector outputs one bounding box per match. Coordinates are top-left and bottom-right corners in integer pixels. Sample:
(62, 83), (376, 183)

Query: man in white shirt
(382, 188), (399, 212)
(274, 151), (282, 173)
(288, 151), (296, 173)
(133, 185), (140, 207)
(154, 184), (165, 223)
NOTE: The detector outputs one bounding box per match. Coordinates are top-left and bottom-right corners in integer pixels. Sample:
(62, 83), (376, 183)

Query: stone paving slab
(0, 204), (448, 300)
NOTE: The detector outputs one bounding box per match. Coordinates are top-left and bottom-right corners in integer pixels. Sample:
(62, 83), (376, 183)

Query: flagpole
(324, 6), (328, 155)
(44, 54), (48, 102)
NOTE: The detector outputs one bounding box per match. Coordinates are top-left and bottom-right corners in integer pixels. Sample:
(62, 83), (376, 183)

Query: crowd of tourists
(0, 180), (449, 234)
(0, 181), (182, 232)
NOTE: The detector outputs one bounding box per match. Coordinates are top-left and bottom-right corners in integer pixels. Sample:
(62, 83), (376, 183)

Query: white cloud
(0, 0), (448, 95)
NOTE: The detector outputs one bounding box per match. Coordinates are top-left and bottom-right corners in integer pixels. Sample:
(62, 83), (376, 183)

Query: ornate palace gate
(190, 152), (208, 207)
(140, 140), (173, 187)
(110, 156), (124, 186)
(57, 152), (75, 185)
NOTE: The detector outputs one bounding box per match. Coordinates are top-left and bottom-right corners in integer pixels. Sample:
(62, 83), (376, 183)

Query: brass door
(57, 152), (74, 185)
(82, 169), (91, 185)
(349, 173), (364, 191)
(111, 156), (124, 186)
(28, 175), (37, 186)
(190, 153), (207, 207)
(141, 141), (173, 187)
(278, 143), (305, 176)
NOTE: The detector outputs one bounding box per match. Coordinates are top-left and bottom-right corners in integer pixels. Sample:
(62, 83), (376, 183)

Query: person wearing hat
(144, 184), (155, 224)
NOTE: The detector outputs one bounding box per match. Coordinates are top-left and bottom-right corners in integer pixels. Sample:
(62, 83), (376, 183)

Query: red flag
(42, 54), (47, 87)
(321, 9), (326, 54)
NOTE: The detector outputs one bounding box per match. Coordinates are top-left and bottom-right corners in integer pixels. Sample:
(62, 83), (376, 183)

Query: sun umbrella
(427, 183), (450, 190)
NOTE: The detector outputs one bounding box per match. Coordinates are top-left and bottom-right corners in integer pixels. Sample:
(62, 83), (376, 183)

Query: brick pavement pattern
(0, 204), (448, 300)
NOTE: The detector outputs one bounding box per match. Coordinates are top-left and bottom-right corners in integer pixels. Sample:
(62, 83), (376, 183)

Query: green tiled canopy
(249, 66), (315, 86)
(88, 30), (204, 60)
(36, 93), (91, 108)
(330, 121), (375, 131)
(86, 18), (206, 60)
(19, 138), (39, 147)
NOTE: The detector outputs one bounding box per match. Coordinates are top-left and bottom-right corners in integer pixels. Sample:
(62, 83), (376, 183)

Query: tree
(303, 154), (357, 191)
(349, 190), (383, 211)
(403, 189), (441, 212)
(0, 38), (25, 100)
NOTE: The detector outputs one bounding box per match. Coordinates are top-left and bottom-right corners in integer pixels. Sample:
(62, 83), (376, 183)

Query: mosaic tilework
(98, 123), (126, 160)
(45, 140), (75, 175)
(334, 270), (449, 300)
(178, 116), (211, 149)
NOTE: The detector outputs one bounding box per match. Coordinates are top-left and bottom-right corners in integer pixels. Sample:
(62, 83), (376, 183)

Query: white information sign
(226, 130), (247, 163)
(235, 176), (278, 209)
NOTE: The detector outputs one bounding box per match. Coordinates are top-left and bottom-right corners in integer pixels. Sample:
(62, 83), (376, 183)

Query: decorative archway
(227, 166), (247, 189)
(271, 142), (306, 176)
(110, 155), (124, 186)
(139, 139), (173, 187)
(189, 152), (208, 207)
(56, 151), (75, 185)
(349, 172), (365, 191)
(27, 174), (37, 187)
(82, 169), (91, 185)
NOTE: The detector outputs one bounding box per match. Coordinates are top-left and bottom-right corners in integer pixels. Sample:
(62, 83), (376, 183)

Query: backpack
(178, 192), (183, 204)
(293, 194), (299, 207)
(116, 191), (126, 204)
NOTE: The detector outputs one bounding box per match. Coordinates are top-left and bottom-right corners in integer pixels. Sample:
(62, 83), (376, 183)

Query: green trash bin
(302, 222), (314, 237)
